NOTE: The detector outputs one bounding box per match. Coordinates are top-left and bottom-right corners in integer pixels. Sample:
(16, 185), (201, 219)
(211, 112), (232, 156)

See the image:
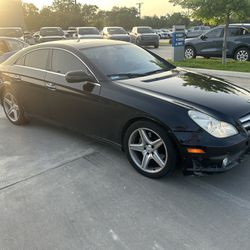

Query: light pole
(136, 2), (143, 19)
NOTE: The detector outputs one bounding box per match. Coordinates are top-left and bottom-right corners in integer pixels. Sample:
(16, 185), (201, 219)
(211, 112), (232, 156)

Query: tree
(22, 3), (39, 30)
(81, 4), (99, 26)
(170, 0), (250, 64)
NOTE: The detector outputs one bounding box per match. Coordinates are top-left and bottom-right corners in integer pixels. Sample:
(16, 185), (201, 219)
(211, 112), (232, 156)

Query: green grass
(170, 58), (250, 73)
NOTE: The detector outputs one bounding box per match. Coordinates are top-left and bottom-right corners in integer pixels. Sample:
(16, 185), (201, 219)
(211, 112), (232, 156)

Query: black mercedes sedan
(0, 40), (250, 178)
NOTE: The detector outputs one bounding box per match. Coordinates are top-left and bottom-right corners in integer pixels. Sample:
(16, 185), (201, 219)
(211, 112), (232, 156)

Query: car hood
(115, 69), (250, 122)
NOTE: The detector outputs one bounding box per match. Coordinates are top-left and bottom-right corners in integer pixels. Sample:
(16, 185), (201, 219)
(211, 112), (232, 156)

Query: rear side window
(228, 27), (249, 36)
(16, 56), (25, 66)
(51, 49), (87, 74)
(25, 49), (49, 70)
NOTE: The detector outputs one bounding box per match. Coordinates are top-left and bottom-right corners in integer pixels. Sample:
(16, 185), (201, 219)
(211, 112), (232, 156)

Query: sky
(22, 0), (183, 16)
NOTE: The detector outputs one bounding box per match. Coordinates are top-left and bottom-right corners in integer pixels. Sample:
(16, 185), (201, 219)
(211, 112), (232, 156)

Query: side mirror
(201, 34), (207, 40)
(65, 71), (95, 83)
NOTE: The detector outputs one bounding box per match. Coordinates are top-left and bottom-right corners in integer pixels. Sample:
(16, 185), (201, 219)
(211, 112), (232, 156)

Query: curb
(182, 67), (250, 79)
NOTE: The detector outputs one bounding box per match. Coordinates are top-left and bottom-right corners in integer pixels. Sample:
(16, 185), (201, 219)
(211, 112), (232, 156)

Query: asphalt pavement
(1, 48), (250, 250)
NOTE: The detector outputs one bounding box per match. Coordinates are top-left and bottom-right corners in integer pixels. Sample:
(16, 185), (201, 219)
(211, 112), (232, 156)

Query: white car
(76, 27), (102, 39)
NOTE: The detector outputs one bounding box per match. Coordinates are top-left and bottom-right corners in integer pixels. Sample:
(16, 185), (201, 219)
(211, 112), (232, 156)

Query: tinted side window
(206, 28), (223, 38)
(25, 49), (49, 70)
(51, 50), (87, 74)
(16, 56), (25, 66)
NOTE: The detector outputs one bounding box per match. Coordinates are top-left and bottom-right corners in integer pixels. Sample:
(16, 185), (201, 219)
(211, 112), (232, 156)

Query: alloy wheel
(3, 92), (20, 122)
(128, 128), (168, 173)
(185, 48), (194, 59)
(236, 50), (249, 61)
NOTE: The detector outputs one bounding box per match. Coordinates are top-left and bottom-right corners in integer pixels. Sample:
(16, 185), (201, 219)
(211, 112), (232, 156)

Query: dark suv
(185, 24), (250, 61)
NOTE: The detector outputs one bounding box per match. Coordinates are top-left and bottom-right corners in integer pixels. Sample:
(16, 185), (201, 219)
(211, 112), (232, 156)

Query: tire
(185, 46), (196, 59)
(124, 120), (177, 178)
(154, 43), (159, 49)
(1, 89), (28, 125)
(234, 47), (250, 61)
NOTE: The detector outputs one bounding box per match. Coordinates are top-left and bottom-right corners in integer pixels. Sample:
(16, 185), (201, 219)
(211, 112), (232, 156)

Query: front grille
(239, 114), (250, 134)
(141, 36), (156, 42)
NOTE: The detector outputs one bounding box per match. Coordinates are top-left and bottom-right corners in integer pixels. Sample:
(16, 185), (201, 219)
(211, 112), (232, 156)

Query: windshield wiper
(108, 73), (147, 79)
(108, 69), (169, 80)
(143, 69), (168, 76)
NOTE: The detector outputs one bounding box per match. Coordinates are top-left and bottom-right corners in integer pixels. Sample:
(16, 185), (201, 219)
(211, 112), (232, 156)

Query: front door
(45, 49), (101, 136)
(196, 28), (224, 57)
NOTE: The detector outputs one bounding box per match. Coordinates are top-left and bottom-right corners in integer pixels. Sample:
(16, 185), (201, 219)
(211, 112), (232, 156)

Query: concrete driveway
(1, 61), (250, 250)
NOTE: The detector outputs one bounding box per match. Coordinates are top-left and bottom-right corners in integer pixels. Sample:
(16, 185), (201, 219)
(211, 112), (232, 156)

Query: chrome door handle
(46, 82), (56, 91)
(13, 74), (21, 81)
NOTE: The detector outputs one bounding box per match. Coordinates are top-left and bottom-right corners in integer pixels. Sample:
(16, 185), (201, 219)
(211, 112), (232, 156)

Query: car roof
(135, 26), (152, 28)
(217, 24), (250, 28)
(40, 27), (62, 30)
(24, 39), (130, 50)
(77, 27), (98, 29)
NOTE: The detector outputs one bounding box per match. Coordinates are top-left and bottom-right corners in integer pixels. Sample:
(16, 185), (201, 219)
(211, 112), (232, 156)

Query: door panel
(12, 66), (48, 117)
(196, 28), (223, 56)
(45, 72), (101, 136)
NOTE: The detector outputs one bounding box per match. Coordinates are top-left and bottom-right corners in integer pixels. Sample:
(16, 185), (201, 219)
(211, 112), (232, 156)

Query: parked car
(39, 27), (65, 43)
(185, 24), (250, 61)
(24, 31), (36, 45)
(0, 27), (24, 40)
(0, 37), (28, 63)
(102, 27), (130, 42)
(76, 27), (102, 39)
(1, 39), (250, 178)
(130, 26), (159, 48)
(66, 30), (77, 39)
(153, 29), (170, 39)
(33, 31), (40, 43)
(186, 26), (211, 38)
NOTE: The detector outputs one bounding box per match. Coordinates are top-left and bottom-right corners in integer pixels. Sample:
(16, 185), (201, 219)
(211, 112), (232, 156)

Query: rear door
(227, 27), (250, 56)
(13, 49), (50, 117)
(45, 48), (101, 136)
(196, 28), (224, 56)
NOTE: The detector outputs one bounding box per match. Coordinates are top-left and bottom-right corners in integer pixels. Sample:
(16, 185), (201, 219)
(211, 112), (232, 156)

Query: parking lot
(1, 45), (250, 250)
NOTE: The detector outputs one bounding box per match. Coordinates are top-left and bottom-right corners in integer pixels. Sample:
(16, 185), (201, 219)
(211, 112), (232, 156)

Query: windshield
(40, 28), (64, 36)
(79, 28), (99, 35)
(81, 44), (175, 80)
(107, 28), (127, 35)
(0, 28), (23, 37)
(137, 28), (154, 34)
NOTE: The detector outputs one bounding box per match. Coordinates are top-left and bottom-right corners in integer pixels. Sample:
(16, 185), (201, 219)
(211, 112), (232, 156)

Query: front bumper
(174, 131), (250, 174)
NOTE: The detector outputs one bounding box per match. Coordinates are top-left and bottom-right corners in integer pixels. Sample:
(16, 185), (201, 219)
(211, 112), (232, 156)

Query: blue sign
(172, 32), (185, 47)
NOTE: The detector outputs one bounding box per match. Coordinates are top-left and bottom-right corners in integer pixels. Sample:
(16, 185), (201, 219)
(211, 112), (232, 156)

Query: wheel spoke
(152, 139), (163, 150)
(7, 107), (14, 116)
(141, 153), (151, 169)
(4, 97), (12, 106)
(152, 151), (165, 168)
(13, 109), (18, 121)
(129, 143), (144, 152)
(138, 129), (151, 145)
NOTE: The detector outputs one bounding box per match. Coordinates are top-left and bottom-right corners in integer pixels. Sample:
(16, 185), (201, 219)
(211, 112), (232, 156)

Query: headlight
(188, 110), (238, 138)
